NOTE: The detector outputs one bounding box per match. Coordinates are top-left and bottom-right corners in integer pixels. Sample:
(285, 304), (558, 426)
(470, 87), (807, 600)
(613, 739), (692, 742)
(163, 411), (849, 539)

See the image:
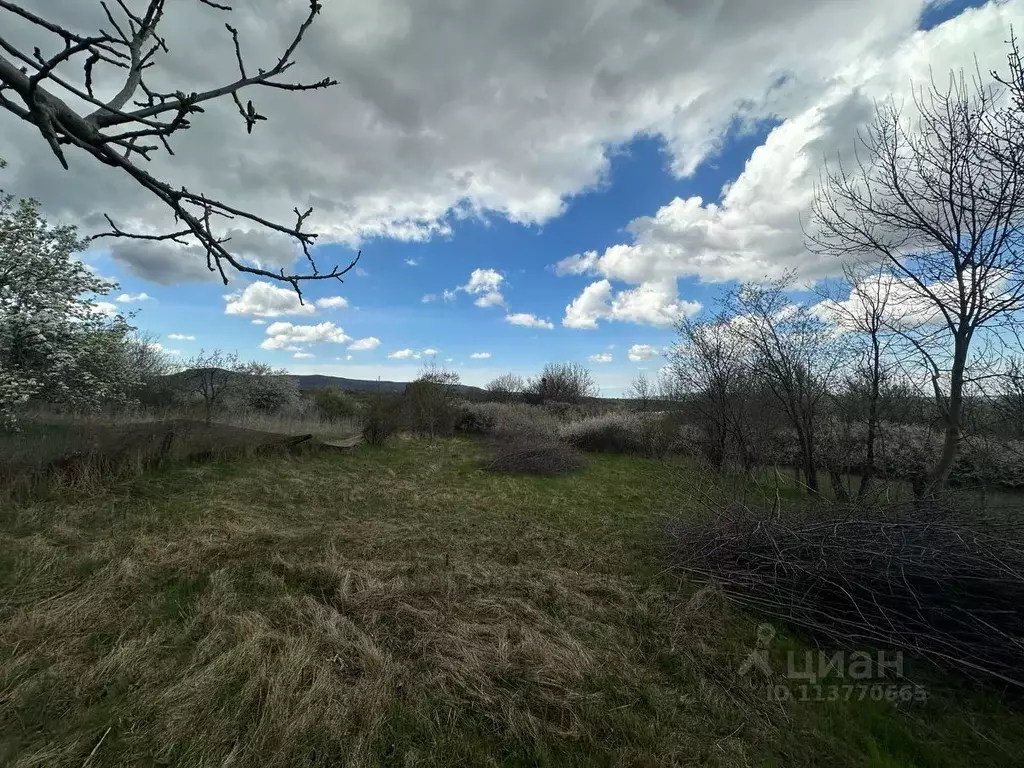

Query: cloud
(505, 312), (554, 329)
(294, 351), (315, 359)
(422, 293), (438, 303)
(91, 301), (119, 317)
(167, 333), (196, 341)
(226, 282), (317, 317)
(148, 342), (181, 356)
(116, 292), (152, 303)
(317, 296), (349, 309)
(553, 1), (1023, 287)
(589, 352), (612, 363)
(107, 241), (223, 286)
(5, 0), (1016, 303)
(462, 268), (505, 308)
(563, 279), (700, 329)
(442, 289), (458, 302)
(388, 348), (419, 359)
(422, 347), (439, 356)
(251, 319), (266, 325)
(260, 321), (350, 350)
(627, 344), (661, 362)
(348, 336), (382, 351)
(470, 352), (492, 359)
(405, 258), (419, 266)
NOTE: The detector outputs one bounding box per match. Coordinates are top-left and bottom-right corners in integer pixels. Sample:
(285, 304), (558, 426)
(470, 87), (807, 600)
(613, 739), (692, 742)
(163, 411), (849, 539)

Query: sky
(0, 0), (1019, 394)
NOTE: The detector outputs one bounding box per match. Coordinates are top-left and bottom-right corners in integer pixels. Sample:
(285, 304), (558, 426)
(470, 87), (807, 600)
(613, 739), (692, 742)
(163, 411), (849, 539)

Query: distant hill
(164, 369), (487, 397)
(294, 375), (489, 398)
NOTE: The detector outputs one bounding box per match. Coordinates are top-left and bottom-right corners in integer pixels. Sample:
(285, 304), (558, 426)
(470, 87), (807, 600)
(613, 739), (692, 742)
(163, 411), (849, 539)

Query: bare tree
(808, 51), (1024, 495)
(0, 1), (359, 294)
(725, 277), (846, 496)
(627, 372), (654, 412)
(526, 362), (598, 404)
(181, 348), (241, 424)
(816, 263), (901, 498)
(668, 314), (760, 471)
(486, 372), (524, 403)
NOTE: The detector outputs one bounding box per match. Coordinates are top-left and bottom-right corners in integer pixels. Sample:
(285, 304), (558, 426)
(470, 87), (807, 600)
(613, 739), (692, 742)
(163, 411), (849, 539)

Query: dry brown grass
(1, 440), (1023, 766)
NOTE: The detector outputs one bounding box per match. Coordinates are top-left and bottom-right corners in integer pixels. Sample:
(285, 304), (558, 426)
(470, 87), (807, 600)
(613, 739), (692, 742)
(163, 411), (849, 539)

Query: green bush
(314, 387), (361, 421)
(361, 397), (400, 446)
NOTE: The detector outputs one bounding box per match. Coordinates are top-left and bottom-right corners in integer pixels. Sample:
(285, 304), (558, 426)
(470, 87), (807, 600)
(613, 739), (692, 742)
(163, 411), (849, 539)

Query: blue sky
(6, 0), (1011, 394)
(90, 127), (776, 393)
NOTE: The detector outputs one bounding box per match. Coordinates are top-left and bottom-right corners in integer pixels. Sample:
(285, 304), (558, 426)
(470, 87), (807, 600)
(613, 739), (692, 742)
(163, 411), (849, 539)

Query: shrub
(559, 411), (676, 457)
(402, 363), (462, 437)
(485, 434), (587, 476)
(314, 387), (361, 421)
(525, 362), (598, 404)
(455, 402), (559, 439)
(362, 396), (400, 446)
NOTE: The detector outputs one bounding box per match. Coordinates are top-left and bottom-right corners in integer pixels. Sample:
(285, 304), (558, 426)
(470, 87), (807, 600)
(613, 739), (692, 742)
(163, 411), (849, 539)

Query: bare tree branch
(0, 0), (354, 296)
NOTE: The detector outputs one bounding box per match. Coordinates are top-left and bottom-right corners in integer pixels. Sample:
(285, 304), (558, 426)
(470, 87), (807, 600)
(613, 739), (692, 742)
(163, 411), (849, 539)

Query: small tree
(404, 362), (461, 438)
(724, 277), (846, 496)
(236, 361), (298, 414)
(486, 372), (525, 403)
(668, 315), (761, 470)
(526, 362), (598, 404)
(816, 263), (901, 498)
(627, 372), (654, 412)
(808, 48), (1024, 495)
(181, 350), (243, 424)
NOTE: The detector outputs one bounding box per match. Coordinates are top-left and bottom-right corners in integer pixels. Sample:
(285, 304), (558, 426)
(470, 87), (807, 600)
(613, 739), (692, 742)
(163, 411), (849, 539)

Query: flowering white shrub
(0, 179), (141, 428)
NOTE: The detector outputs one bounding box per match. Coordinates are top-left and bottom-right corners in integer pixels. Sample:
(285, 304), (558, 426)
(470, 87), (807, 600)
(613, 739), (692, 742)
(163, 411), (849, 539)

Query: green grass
(1, 438), (1022, 766)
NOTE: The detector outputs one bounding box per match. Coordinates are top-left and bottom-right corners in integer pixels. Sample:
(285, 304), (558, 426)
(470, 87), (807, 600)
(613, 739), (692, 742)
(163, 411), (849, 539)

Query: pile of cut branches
(667, 499), (1024, 688)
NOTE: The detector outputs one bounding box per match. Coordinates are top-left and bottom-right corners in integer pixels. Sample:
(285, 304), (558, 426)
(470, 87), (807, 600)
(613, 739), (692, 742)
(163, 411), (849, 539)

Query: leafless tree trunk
(808, 49), (1024, 496)
(0, 1), (358, 295)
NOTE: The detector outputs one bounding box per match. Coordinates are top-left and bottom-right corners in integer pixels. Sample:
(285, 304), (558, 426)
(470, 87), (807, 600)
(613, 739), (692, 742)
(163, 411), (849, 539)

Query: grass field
(2, 438), (1023, 766)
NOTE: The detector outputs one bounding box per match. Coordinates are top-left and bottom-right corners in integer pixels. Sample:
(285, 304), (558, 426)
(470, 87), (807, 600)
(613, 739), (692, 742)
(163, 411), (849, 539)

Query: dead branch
(0, 0), (356, 296)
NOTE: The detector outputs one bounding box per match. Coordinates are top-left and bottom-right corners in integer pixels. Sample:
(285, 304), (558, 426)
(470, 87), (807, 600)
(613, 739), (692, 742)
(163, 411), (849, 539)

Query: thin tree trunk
(923, 334), (968, 497)
(858, 340), (881, 500)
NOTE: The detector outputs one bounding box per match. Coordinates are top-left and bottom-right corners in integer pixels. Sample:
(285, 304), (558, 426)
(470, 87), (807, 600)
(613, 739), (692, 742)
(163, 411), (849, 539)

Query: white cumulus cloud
(348, 336), (382, 351)
(589, 352), (613, 363)
(260, 321), (350, 350)
(116, 292), (152, 303)
(564, 279), (700, 329)
(469, 352), (492, 359)
(388, 348), (419, 359)
(318, 296), (349, 309)
(226, 282), (316, 318)
(167, 333), (195, 341)
(627, 344), (661, 362)
(505, 312), (554, 329)
(462, 268), (505, 308)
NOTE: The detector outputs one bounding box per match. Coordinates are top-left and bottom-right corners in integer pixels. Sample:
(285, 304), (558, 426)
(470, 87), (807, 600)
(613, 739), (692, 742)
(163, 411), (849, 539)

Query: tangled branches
(667, 499), (1024, 689)
(0, 0), (358, 295)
